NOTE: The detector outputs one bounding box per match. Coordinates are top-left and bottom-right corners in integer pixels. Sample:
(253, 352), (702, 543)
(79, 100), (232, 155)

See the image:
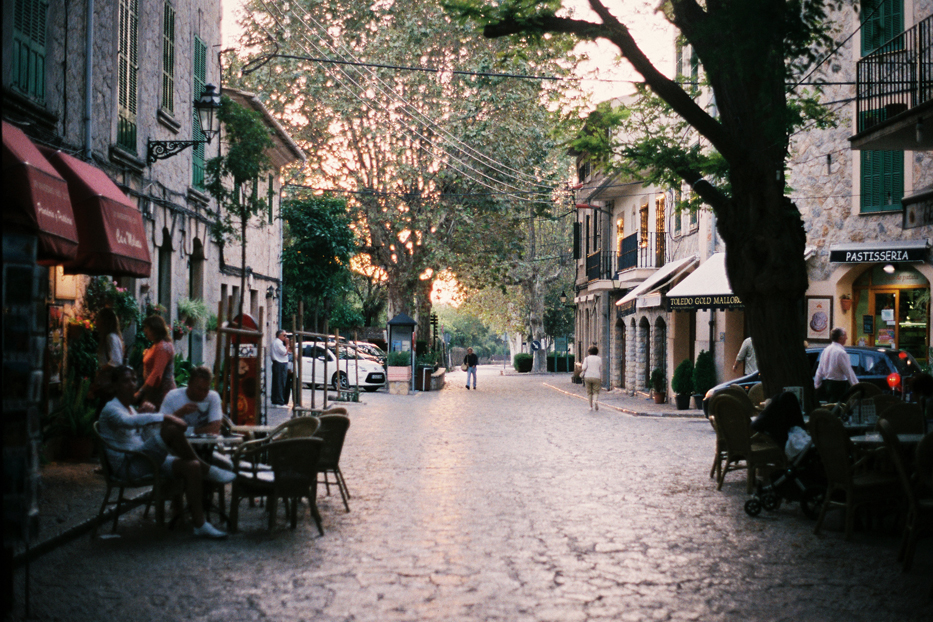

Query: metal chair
(91, 421), (184, 536)
(810, 412), (900, 540)
(230, 437), (325, 534)
(314, 414), (352, 512)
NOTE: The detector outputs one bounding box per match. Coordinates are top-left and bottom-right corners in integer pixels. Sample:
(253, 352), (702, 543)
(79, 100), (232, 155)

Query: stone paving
(10, 367), (933, 621)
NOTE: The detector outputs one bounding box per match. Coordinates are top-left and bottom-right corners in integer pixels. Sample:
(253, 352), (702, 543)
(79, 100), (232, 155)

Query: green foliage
(513, 352), (534, 372)
(546, 354), (574, 372)
(672, 358), (695, 396)
(387, 351), (411, 366)
(67, 328), (99, 382)
(174, 353), (194, 388)
(177, 297), (208, 328)
(82, 276), (141, 330)
(46, 374), (96, 439)
(205, 313), (218, 333)
(651, 368), (667, 394)
(693, 350), (717, 396)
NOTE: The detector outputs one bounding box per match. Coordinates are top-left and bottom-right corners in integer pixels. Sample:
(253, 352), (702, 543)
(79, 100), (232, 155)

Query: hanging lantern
(887, 372), (901, 390)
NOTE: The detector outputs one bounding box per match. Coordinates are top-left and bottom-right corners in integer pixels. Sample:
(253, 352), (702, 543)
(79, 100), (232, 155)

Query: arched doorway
(654, 316), (668, 379)
(639, 316), (651, 389)
(851, 265), (930, 365)
(614, 318), (626, 389)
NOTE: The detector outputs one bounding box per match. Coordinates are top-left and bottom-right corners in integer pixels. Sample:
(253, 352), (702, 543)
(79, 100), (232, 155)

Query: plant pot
(387, 366), (411, 382)
(693, 394), (705, 410)
(653, 391), (666, 404)
(840, 298), (852, 312)
(675, 394), (692, 410)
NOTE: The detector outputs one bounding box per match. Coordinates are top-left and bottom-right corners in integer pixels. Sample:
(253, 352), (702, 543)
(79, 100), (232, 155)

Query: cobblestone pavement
(11, 367), (933, 621)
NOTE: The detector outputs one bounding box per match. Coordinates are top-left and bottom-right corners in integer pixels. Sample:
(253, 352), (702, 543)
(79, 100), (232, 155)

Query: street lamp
(147, 84), (222, 164)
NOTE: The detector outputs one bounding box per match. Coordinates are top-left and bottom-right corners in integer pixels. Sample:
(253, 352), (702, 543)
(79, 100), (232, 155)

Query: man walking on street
(464, 347), (478, 390)
(814, 327), (858, 403)
(733, 337), (757, 374)
(271, 330), (290, 406)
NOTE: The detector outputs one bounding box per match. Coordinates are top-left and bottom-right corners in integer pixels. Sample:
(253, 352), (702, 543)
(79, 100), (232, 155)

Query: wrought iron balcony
(585, 250), (618, 283)
(618, 231), (667, 272)
(856, 15), (933, 134)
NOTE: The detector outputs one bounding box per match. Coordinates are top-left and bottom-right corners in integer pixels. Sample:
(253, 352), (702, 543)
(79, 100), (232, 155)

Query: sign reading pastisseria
(829, 247), (927, 263)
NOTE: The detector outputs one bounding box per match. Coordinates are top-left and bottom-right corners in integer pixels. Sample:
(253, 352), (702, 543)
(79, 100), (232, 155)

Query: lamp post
(147, 84), (222, 164)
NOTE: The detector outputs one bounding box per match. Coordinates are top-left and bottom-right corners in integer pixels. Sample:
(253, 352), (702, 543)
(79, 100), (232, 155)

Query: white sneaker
(193, 522), (228, 539)
(207, 466), (236, 484)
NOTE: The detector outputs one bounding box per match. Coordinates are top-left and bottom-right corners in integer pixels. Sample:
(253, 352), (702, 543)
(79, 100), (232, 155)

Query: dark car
(702, 345), (921, 415)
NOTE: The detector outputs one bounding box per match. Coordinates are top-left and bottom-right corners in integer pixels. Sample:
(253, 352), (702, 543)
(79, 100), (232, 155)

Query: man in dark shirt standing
(463, 347), (478, 390)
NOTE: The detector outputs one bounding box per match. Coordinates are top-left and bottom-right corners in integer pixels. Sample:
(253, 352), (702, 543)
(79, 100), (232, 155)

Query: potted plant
(693, 350), (717, 409)
(651, 367), (667, 404)
(386, 350), (412, 382)
(672, 358), (695, 410)
(840, 294), (852, 313)
(177, 297), (208, 329)
(45, 374), (97, 461)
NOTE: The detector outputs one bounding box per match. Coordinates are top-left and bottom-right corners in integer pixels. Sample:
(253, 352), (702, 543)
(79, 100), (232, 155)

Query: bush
(651, 367), (666, 393)
(513, 353), (533, 373)
(672, 358), (695, 395)
(546, 354), (575, 372)
(693, 350), (717, 396)
(386, 351), (411, 366)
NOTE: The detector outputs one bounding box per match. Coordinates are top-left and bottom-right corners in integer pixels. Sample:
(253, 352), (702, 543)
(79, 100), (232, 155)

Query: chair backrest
(841, 382), (882, 404)
(315, 414), (351, 469)
(320, 406), (348, 416)
(715, 386), (755, 414)
(915, 433), (933, 493)
(877, 419), (916, 509)
(268, 438), (324, 496)
(274, 416), (321, 440)
(712, 395), (753, 455)
(808, 409), (853, 487)
(92, 421), (115, 479)
(869, 394), (903, 415)
(877, 403), (924, 434)
(747, 383), (765, 406)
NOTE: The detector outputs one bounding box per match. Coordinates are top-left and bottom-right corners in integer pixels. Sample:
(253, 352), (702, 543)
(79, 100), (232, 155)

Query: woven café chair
(314, 414), (352, 512)
(319, 406), (349, 416)
(877, 422), (933, 571)
(810, 411), (899, 540)
(713, 395), (784, 493)
(876, 403), (925, 435)
(747, 383), (766, 407)
(707, 393), (734, 481)
(230, 437), (325, 534)
(840, 382), (882, 404)
(91, 422), (184, 537)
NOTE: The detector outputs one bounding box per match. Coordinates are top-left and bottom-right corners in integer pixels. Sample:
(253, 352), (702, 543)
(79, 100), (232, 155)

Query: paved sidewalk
(541, 373), (706, 418)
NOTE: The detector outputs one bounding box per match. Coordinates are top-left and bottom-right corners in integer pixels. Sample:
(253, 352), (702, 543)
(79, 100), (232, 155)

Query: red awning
(39, 148), (152, 278)
(2, 121), (79, 264)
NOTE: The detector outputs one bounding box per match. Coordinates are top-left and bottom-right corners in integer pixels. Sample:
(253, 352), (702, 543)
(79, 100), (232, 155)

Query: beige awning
(616, 255), (698, 316)
(665, 253), (743, 311)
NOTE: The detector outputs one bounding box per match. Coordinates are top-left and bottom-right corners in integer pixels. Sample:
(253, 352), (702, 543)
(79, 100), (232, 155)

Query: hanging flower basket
(840, 296), (852, 312)
(172, 320), (192, 341)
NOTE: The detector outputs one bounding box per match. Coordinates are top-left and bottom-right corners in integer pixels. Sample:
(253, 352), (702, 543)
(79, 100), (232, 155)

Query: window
(267, 174), (275, 223)
(117, 0), (139, 152)
(861, 0), (903, 55)
(655, 196), (665, 266)
(192, 36), (207, 188)
(860, 150), (903, 212)
(616, 217), (625, 253)
(11, 0), (48, 102)
(161, 2), (175, 114)
(577, 161), (591, 183)
(639, 203), (648, 248)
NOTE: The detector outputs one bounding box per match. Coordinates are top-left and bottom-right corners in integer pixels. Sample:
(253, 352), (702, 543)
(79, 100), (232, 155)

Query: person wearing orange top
(135, 315), (176, 409)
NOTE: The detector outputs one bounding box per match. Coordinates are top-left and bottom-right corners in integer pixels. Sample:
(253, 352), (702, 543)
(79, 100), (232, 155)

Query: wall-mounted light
(266, 285), (275, 300)
(147, 84), (222, 164)
(883, 263), (896, 274)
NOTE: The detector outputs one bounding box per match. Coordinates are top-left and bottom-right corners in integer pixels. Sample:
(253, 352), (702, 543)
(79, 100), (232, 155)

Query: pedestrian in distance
(581, 345), (602, 411)
(464, 347), (478, 390)
(814, 327), (858, 403)
(733, 336), (757, 374)
(270, 329), (290, 406)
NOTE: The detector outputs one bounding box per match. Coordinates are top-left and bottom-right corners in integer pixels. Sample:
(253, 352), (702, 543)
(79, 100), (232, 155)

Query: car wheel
(332, 372), (350, 391)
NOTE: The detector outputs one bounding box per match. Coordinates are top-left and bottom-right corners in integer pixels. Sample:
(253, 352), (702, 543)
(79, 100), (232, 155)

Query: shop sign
(666, 295), (744, 311)
(829, 247), (927, 263)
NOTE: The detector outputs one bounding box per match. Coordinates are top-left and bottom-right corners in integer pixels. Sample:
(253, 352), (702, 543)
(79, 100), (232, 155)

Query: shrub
(513, 353), (533, 372)
(651, 367), (666, 393)
(546, 354), (575, 372)
(672, 358), (695, 395)
(693, 350), (717, 396)
(386, 351), (411, 366)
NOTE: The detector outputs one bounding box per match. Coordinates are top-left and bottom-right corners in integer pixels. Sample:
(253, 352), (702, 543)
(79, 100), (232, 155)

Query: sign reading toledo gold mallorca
(666, 294), (743, 311)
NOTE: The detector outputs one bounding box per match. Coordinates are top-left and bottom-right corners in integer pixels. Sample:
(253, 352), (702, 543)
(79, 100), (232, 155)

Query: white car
(299, 343), (386, 392)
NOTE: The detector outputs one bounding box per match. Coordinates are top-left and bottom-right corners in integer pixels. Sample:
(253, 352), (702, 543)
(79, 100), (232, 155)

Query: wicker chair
(315, 414), (352, 512)
(230, 437), (325, 534)
(840, 382), (882, 404)
(877, 422), (933, 571)
(91, 421), (184, 536)
(712, 395), (784, 493)
(876, 403), (925, 435)
(747, 383), (765, 407)
(810, 412), (899, 540)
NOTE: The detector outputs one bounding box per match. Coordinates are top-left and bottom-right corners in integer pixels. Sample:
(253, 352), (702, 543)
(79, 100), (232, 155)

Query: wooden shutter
(162, 3), (175, 113)
(117, 0), (138, 151)
(12, 0), (48, 101)
(860, 149), (903, 212)
(861, 0), (904, 54)
(192, 36), (207, 188)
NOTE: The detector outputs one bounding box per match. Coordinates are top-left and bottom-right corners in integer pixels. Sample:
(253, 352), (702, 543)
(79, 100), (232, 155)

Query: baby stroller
(743, 391), (827, 518)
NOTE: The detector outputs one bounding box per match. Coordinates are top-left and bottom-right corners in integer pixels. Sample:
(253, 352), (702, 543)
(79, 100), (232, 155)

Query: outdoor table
(849, 433), (924, 448)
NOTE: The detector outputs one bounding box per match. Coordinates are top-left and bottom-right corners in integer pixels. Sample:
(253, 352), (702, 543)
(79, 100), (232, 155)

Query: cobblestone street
(11, 368), (933, 621)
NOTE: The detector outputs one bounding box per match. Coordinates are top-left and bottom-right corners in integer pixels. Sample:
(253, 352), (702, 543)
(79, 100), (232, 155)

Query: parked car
(298, 343), (387, 392)
(702, 345), (921, 415)
(350, 341), (387, 365)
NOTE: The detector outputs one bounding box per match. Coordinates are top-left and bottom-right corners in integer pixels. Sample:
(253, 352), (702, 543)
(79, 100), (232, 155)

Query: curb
(542, 382), (706, 419)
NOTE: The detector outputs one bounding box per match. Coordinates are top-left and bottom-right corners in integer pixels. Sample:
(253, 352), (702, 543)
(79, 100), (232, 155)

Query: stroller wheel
(761, 493), (781, 512)
(801, 488), (825, 520)
(744, 498), (762, 517)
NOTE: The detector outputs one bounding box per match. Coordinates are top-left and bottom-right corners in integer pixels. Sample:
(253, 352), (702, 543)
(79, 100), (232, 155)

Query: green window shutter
(12, 0), (48, 102)
(117, 0), (138, 152)
(861, 0), (904, 54)
(267, 174), (275, 223)
(161, 3), (175, 114)
(860, 150), (903, 213)
(192, 36), (207, 189)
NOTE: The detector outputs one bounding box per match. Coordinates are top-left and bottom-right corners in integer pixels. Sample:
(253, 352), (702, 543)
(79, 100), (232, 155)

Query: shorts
(584, 377), (601, 397)
(110, 433), (177, 481)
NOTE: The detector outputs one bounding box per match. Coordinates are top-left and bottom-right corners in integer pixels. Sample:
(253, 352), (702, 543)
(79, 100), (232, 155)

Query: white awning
(665, 253), (744, 311)
(616, 255), (698, 314)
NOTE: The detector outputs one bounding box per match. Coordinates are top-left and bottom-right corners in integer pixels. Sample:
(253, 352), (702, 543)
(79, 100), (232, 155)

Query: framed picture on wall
(806, 296), (833, 341)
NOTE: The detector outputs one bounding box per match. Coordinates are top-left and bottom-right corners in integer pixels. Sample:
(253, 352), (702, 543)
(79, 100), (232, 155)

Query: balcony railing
(585, 250), (618, 282)
(856, 15), (933, 133)
(618, 231), (667, 272)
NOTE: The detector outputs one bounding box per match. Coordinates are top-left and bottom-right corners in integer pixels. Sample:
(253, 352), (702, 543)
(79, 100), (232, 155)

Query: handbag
(460, 363), (468, 372)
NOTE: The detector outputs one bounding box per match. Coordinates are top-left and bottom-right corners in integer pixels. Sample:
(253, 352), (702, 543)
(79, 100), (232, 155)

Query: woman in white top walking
(581, 345), (603, 411)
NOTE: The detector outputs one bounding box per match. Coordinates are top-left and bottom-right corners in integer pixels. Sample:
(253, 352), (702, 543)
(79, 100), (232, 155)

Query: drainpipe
(83, 0), (94, 159)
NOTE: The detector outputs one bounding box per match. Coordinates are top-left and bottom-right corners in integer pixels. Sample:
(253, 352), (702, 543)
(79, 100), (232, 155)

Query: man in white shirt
(814, 327), (858, 403)
(271, 330), (290, 405)
(160, 366), (222, 435)
(732, 337), (757, 374)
